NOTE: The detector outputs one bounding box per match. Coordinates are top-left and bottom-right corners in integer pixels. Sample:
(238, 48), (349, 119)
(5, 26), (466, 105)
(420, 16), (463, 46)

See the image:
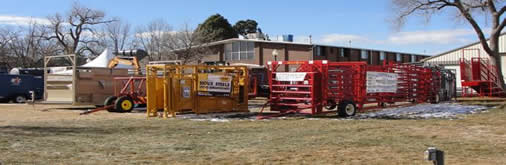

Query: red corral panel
(263, 60), (449, 118)
(460, 49), (505, 97)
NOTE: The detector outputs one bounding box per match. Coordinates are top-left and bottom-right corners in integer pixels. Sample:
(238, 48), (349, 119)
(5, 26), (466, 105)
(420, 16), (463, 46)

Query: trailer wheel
(431, 94), (440, 104)
(13, 95), (26, 103)
(338, 101), (356, 117)
(325, 100), (337, 110)
(104, 96), (117, 112)
(115, 96), (134, 113)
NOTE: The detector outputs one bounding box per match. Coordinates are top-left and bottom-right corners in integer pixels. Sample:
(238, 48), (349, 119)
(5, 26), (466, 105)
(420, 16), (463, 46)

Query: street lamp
(272, 49), (278, 61)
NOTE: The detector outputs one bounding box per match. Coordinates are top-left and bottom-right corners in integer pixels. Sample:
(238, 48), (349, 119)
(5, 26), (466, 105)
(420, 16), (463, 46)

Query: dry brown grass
(0, 102), (505, 164)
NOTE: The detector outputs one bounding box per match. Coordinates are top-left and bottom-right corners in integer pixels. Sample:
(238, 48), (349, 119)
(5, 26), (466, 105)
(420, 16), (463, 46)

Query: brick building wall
(200, 39), (428, 67)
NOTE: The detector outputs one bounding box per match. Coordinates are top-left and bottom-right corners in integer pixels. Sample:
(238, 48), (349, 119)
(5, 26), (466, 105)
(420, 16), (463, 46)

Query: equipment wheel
(338, 100), (357, 117)
(431, 94), (440, 104)
(104, 96), (117, 112)
(115, 96), (134, 113)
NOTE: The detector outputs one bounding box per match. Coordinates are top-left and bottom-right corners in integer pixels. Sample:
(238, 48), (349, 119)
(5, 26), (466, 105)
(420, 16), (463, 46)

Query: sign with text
(275, 72), (307, 81)
(198, 74), (232, 95)
(366, 72), (398, 93)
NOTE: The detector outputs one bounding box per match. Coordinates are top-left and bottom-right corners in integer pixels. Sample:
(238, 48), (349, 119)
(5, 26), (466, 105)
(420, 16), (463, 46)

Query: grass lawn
(0, 103), (505, 164)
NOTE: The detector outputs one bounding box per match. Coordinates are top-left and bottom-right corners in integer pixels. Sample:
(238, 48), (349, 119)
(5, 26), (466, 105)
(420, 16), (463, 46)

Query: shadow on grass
(40, 107), (95, 111)
(0, 125), (113, 137)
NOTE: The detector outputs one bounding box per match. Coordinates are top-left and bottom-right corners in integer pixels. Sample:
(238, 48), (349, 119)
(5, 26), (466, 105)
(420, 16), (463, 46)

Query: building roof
(421, 32), (506, 62)
(208, 38), (430, 57)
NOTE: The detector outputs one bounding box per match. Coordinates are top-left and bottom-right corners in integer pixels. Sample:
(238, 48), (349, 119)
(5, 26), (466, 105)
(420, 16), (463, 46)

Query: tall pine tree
(195, 14), (237, 43)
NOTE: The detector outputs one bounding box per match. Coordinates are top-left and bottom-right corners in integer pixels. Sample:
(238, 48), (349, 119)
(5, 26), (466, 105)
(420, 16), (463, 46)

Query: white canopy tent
(52, 49), (133, 75)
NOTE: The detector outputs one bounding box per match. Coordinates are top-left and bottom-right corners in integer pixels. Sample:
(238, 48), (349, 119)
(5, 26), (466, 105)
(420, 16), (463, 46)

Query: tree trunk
(489, 35), (506, 90)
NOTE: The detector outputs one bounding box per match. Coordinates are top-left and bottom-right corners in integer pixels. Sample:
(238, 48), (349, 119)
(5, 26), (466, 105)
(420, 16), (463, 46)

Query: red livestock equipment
(263, 60), (445, 118)
(459, 49), (505, 97)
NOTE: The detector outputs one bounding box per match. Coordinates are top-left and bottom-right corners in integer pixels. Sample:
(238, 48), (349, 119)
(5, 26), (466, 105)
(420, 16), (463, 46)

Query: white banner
(275, 72), (307, 81)
(366, 72), (398, 93)
(198, 74), (232, 93)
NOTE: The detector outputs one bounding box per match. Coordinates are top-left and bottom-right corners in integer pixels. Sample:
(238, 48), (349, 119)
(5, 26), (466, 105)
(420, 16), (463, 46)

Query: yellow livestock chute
(146, 64), (249, 118)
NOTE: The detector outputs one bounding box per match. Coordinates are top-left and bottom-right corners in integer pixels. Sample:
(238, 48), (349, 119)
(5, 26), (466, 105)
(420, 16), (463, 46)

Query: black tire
(325, 100), (337, 110)
(338, 100), (356, 117)
(431, 94), (440, 104)
(13, 95), (27, 103)
(114, 96), (134, 113)
(104, 96), (117, 112)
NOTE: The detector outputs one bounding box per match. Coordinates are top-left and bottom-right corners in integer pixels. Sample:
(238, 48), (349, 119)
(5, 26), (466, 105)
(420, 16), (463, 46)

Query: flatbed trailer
(265, 60), (452, 117)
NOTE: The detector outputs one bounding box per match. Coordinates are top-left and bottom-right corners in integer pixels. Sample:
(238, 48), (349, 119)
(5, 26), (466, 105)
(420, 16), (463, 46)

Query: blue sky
(0, 0), (500, 55)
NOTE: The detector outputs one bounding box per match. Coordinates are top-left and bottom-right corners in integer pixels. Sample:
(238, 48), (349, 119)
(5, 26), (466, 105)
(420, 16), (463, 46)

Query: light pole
(272, 49), (279, 61)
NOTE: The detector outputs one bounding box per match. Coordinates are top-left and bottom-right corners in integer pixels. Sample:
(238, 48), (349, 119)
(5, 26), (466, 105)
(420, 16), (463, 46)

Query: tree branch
(454, 0), (494, 55)
(499, 6), (506, 15)
(497, 17), (506, 33)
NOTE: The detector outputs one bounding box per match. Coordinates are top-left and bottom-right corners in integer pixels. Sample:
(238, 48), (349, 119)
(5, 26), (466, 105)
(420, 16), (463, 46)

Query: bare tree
(134, 19), (173, 61)
(391, 0), (506, 87)
(0, 27), (16, 68)
(0, 23), (59, 68)
(104, 18), (131, 53)
(44, 2), (114, 57)
(166, 24), (211, 64)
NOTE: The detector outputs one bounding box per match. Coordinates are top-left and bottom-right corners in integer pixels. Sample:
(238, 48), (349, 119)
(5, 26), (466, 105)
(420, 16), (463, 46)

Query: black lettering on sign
(215, 82), (230, 86)
(200, 81), (213, 86)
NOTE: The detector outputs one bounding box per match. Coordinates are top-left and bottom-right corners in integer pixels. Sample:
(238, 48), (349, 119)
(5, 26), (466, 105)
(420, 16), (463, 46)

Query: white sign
(275, 72), (307, 81)
(198, 74), (232, 93)
(182, 87), (191, 98)
(366, 72), (398, 93)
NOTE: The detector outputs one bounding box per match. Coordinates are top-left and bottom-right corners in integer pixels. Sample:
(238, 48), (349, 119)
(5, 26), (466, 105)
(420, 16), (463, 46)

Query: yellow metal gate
(146, 64), (249, 118)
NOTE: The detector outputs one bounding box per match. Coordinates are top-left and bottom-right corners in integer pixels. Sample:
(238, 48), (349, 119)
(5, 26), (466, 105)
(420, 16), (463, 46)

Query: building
(422, 33), (506, 90)
(200, 37), (430, 70)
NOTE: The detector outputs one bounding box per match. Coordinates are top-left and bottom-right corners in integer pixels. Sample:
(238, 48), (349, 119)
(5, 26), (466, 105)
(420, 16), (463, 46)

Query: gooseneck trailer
(265, 60), (455, 117)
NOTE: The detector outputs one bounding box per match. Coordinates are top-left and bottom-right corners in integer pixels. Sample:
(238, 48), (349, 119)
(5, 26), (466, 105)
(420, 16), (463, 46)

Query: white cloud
(293, 35), (312, 44)
(387, 29), (474, 45)
(135, 31), (178, 38)
(320, 34), (374, 45)
(319, 29), (477, 46)
(0, 15), (51, 25)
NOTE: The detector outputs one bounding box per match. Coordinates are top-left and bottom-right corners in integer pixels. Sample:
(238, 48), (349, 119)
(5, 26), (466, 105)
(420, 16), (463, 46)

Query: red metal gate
(265, 60), (446, 117)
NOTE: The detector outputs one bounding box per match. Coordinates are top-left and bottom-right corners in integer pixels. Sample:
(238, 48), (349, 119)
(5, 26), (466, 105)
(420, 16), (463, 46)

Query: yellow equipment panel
(146, 64), (249, 118)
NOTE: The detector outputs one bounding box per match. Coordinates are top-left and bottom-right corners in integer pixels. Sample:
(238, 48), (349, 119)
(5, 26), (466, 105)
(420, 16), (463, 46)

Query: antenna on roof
(309, 35), (312, 44)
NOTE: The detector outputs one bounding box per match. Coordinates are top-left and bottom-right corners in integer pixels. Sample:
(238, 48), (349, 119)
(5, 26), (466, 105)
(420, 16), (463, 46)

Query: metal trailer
(0, 74), (44, 103)
(265, 60), (450, 117)
(146, 64), (249, 118)
(104, 76), (147, 112)
(80, 76), (147, 115)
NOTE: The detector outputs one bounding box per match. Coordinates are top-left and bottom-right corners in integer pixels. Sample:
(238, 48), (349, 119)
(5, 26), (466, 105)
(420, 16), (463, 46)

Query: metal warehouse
(422, 33), (506, 91)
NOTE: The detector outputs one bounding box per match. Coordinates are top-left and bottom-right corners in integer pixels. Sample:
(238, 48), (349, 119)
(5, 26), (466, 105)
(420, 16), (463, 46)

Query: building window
(224, 43), (232, 60)
(361, 50), (368, 59)
(316, 46), (322, 56)
(396, 53), (401, 62)
(247, 42), (254, 60)
(232, 42), (240, 60)
(411, 55), (416, 62)
(340, 48), (344, 57)
(224, 41), (255, 61)
(240, 41), (247, 60)
(380, 52), (385, 61)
